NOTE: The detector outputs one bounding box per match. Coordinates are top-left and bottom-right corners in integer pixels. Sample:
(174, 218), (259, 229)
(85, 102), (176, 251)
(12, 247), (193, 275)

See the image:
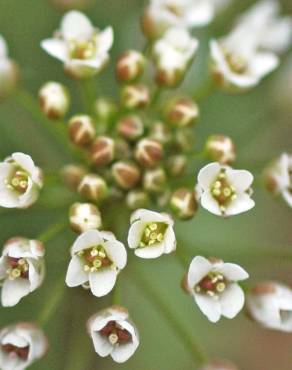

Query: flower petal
(65, 256), (88, 287)
(61, 11), (94, 41)
(134, 243), (165, 259)
(217, 263), (249, 281)
(89, 269), (117, 297)
(1, 278), (30, 307)
(91, 332), (113, 357)
(225, 169), (254, 192)
(187, 256), (212, 288)
(96, 27), (114, 55)
(104, 240), (127, 269)
(71, 229), (103, 255)
(127, 220), (145, 249)
(194, 293), (222, 322)
(225, 193), (255, 216)
(197, 162), (221, 189)
(220, 283), (245, 319)
(200, 190), (221, 216)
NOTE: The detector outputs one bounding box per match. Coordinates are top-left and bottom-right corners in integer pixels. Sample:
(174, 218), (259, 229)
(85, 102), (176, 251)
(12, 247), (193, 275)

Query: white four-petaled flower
(197, 162), (255, 217)
(0, 35), (18, 101)
(0, 322), (47, 370)
(0, 237), (45, 307)
(128, 208), (176, 258)
(87, 305), (139, 363)
(0, 152), (43, 209)
(186, 256), (249, 322)
(41, 11), (114, 79)
(66, 229), (127, 297)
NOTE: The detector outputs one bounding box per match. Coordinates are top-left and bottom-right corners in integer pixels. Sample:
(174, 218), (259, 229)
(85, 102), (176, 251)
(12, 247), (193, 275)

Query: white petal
(103, 240), (127, 269)
(1, 278), (30, 307)
(163, 226), (176, 254)
(0, 187), (19, 208)
(187, 256), (212, 288)
(65, 256), (88, 287)
(225, 169), (254, 192)
(0, 35), (8, 58)
(96, 27), (114, 55)
(130, 208), (170, 224)
(134, 244), (165, 259)
(197, 162), (221, 189)
(61, 11), (94, 41)
(91, 332), (113, 357)
(71, 229), (103, 254)
(194, 294), (222, 322)
(186, 1), (214, 27)
(89, 269), (117, 297)
(220, 283), (245, 319)
(111, 341), (138, 363)
(27, 259), (44, 291)
(41, 39), (67, 62)
(281, 190), (292, 208)
(217, 263), (249, 281)
(11, 153), (36, 176)
(127, 220), (145, 249)
(200, 190), (221, 216)
(225, 193), (255, 216)
(249, 52), (279, 80)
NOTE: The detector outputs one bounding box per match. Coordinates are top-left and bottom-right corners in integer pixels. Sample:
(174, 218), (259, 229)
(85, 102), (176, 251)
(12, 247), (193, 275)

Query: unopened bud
(68, 115), (96, 147)
(117, 115), (144, 141)
(69, 202), (102, 233)
(116, 50), (145, 83)
(94, 97), (117, 123)
(126, 189), (150, 210)
(121, 84), (150, 110)
(165, 98), (199, 127)
(61, 164), (87, 190)
(39, 82), (70, 120)
(149, 121), (172, 144)
(155, 68), (183, 88)
(0, 59), (19, 102)
(135, 138), (163, 168)
(78, 174), (108, 201)
(143, 167), (166, 193)
(140, 8), (167, 40)
(175, 128), (195, 153)
(167, 155), (187, 177)
(206, 135), (236, 165)
(90, 136), (115, 167)
(170, 188), (197, 220)
(111, 161), (141, 190)
(198, 360), (239, 370)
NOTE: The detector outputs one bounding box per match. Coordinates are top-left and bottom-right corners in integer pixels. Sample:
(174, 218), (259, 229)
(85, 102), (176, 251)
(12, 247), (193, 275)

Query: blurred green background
(1, 0), (292, 369)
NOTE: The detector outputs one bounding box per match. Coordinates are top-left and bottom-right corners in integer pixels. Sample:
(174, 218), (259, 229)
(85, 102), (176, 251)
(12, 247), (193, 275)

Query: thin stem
(151, 86), (163, 107)
(78, 79), (96, 114)
(133, 271), (208, 365)
(37, 218), (67, 243)
(112, 282), (121, 306)
(193, 75), (215, 102)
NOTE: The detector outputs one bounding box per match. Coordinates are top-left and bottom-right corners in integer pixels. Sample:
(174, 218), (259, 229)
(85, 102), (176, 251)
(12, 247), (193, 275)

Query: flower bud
(94, 97), (117, 123)
(61, 164), (87, 190)
(39, 81), (70, 120)
(69, 202), (102, 233)
(198, 360), (239, 370)
(175, 127), (195, 153)
(0, 59), (19, 102)
(167, 155), (187, 177)
(117, 115), (144, 141)
(140, 8), (166, 40)
(116, 50), (145, 83)
(135, 138), (163, 168)
(121, 84), (150, 110)
(68, 115), (96, 147)
(149, 121), (172, 144)
(126, 189), (150, 210)
(143, 167), (166, 193)
(165, 98), (199, 127)
(170, 188), (197, 220)
(90, 136), (115, 167)
(111, 161), (141, 190)
(78, 174), (108, 201)
(205, 134), (236, 165)
(155, 68), (183, 88)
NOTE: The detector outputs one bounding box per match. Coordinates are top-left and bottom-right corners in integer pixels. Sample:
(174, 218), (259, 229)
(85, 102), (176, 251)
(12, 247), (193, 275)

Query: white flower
(0, 152), (43, 209)
(246, 281), (292, 332)
(0, 322), (47, 370)
(39, 81), (70, 120)
(41, 11), (114, 79)
(128, 208), (176, 258)
(263, 153), (292, 207)
(0, 35), (18, 101)
(197, 162), (255, 217)
(152, 27), (199, 86)
(65, 229), (127, 297)
(0, 238), (45, 307)
(87, 305), (139, 363)
(186, 256), (249, 323)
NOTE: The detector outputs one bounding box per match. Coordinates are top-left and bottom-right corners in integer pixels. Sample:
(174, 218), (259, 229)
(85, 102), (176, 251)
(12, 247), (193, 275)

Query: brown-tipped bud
(117, 115), (144, 141)
(135, 138), (163, 168)
(205, 134), (236, 165)
(69, 202), (102, 233)
(111, 161), (141, 190)
(90, 136), (115, 167)
(126, 189), (150, 210)
(78, 174), (108, 201)
(155, 68), (183, 88)
(143, 167), (166, 193)
(165, 98), (199, 127)
(61, 164), (87, 190)
(149, 121), (172, 144)
(94, 97), (118, 122)
(175, 127), (195, 153)
(198, 360), (239, 370)
(140, 9), (167, 40)
(170, 188), (197, 220)
(68, 115), (96, 147)
(121, 84), (150, 110)
(116, 50), (145, 83)
(39, 81), (70, 120)
(167, 155), (187, 177)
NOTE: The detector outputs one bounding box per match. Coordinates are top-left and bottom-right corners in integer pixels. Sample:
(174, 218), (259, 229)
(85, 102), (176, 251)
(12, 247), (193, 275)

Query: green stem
(37, 218), (67, 243)
(151, 86), (163, 107)
(193, 75), (215, 102)
(112, 282), (121, 305)
(133, 271), (208, 365)
(79, 79), (96, 114)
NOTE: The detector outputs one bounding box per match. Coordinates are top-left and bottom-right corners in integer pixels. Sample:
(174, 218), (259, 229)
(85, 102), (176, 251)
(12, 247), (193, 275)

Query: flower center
(139, 222), (168, 247)
(69, 38), (96, 60)
(195, 272), (227, 298)
(210, 170), (237, 212)
(99, 320), (132, 345)
(5, 169), (29, 194)
(6, 257), (29, 280)
(77, 245), (113, 273)
(225, 50), (247, 75)
(1, 343), (29, 360)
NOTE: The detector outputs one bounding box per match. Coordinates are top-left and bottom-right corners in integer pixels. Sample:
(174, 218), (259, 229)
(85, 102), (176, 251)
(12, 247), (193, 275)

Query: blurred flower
(87, 305), (139, 363)
(198, 359), (239, 370)
(41, 11), (114, 79)
(116, 50), (145, 83)
(263, 153), (292, 207)
(61, 163), (86, 191)
(0, 35), (19, 102)
(0, 238), (45, 307)
(68, 114), (96, 147)
(165, 97), (199, 127)
(186, 256), (249, 322)
(39, 81), (70, 120)
(246, 281), (292, 332)
(153, 27), (198, 87)
(66, 229), (127, 297)
(0, 152), (43, 209)
(78, 173), (108, 201)
(69, 202), (102, 233)
(128, 209), (176, 258)
(205, 134), (236, 165)
(197, 162), (254, 217)
(135, 138), (163, 168)
(0, 322), (47, 370)
(170, 187), (197, 220)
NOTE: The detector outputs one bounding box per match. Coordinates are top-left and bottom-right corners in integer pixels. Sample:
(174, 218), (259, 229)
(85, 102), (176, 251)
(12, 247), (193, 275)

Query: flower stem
(78, 79), (96, 114)
(133, 271), (208, 365)
(37, 218), (68, 243)
(193, 75), (215, 102)
(112, 282), (121, 306)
